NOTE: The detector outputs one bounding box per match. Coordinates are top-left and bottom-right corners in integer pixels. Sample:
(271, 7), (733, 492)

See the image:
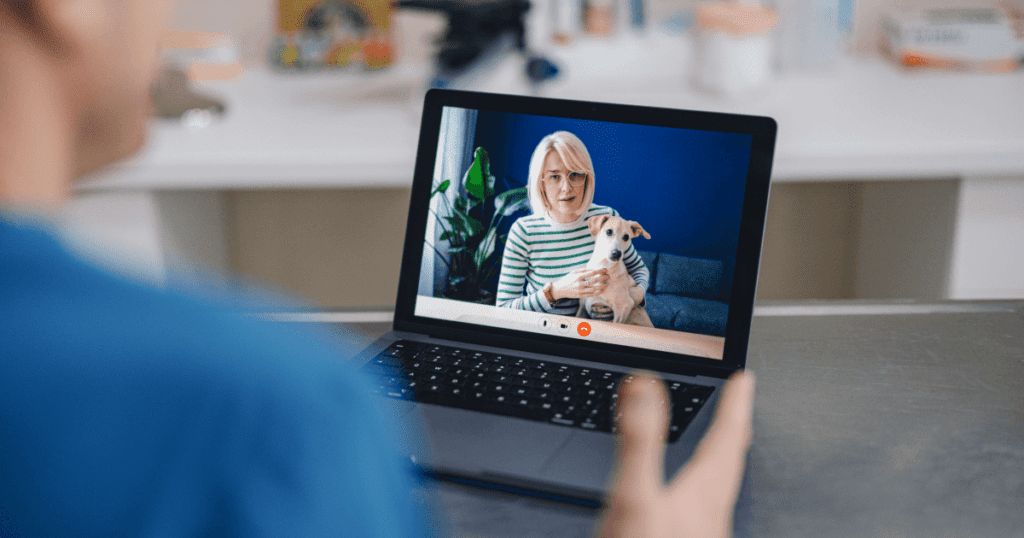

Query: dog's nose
(609, 250), (622, 261)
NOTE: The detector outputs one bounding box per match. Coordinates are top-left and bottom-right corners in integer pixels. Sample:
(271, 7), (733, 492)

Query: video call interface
(414, 106), (753, 360)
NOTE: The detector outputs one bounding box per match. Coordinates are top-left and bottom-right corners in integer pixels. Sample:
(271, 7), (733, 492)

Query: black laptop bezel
(393, 89), (775, 380)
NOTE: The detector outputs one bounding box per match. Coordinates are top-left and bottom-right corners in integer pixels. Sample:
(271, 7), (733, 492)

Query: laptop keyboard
(361, 340), (714, 443)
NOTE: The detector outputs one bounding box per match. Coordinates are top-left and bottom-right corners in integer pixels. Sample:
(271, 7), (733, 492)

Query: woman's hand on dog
(552, 268), (609, 300)
(595, 370), (755, 538)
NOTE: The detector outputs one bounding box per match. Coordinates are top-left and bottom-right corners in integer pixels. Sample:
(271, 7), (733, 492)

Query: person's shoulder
(511, 213), (547, 234)
(585, 205), (616, 218)
(122, 282), (365, 402)
(1, 220), (364, 404)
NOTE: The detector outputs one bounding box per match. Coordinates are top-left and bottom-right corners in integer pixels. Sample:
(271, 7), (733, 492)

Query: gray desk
(330, 301), (1024, 537)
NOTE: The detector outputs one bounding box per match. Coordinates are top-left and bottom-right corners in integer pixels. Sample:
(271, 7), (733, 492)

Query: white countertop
(77, 32), (1024, 192)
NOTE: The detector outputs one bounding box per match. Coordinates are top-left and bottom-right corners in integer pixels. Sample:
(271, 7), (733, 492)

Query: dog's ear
(629, 221), (651, 240)
(588, 215), (611, 236)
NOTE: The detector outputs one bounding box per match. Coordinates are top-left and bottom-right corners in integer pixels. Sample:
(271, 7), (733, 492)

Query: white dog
(577, 215), (654, 326)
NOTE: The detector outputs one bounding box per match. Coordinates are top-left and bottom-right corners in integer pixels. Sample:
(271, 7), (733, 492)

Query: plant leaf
(494, 187), (529, 217)
(463, 147), (490, 200)
(474, 227), (497, 271)
(481, 151), (493, 195)
(445, 212), (484, 238)
(431, 179), (451, 197)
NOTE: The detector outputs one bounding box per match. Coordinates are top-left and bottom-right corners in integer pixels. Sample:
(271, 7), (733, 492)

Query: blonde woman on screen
(496, 131), (650, 320)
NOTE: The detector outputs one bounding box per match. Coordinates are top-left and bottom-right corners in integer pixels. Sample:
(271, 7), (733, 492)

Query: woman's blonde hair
(526, 131), (596, 217)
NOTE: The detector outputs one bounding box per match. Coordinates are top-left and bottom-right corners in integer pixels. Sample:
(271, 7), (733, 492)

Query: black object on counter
(394, 0), (559, 88)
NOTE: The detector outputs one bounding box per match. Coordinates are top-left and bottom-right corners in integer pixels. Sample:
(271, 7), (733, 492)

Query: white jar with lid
(692, 1), (777, 95)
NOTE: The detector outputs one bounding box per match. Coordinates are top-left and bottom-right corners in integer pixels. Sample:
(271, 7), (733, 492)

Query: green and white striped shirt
(497, 205), (650, 316)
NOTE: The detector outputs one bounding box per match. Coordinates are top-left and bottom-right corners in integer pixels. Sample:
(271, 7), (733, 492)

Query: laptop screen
(412, 105), (754, 361)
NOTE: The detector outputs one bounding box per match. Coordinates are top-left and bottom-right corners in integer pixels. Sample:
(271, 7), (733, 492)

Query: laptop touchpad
(415, 405), (574, 476)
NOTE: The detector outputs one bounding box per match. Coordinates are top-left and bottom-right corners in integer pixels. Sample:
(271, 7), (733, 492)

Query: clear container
(773, 0), (841, 71)
(692, 2), (777, 95)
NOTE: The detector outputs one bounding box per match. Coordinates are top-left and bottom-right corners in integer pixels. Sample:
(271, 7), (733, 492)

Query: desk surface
(78, 33), (1024, 192)
(339, 301), (1024, 537)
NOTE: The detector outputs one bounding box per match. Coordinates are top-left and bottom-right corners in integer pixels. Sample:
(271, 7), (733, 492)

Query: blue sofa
(636, 250), (729, 337)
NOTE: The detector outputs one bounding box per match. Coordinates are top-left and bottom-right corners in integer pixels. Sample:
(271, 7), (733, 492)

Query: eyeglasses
(542, 171), (589, 187)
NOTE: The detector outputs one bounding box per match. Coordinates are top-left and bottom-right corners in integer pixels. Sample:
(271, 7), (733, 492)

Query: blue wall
(472, 110), (752, 299)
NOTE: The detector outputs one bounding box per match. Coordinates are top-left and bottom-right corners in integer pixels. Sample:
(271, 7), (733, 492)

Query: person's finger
(610, 371), (671, 500)
(669, 370), (754, 501)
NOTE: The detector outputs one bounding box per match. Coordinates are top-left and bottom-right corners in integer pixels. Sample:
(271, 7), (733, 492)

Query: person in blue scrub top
(0, 0), (755, 536)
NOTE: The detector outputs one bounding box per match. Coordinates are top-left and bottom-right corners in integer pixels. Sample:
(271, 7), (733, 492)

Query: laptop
(354, 89), (776, 503)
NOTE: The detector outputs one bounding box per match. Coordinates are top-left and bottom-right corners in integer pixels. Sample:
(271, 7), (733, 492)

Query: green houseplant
(427, 147), (529, 304)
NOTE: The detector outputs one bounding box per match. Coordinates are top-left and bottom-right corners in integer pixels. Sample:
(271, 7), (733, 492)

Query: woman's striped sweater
(496, 205), (650, 316)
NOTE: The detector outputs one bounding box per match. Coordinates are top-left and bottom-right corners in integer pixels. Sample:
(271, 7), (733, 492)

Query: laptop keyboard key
(532, 390), (555, 401)
(530, 379), (556, 390)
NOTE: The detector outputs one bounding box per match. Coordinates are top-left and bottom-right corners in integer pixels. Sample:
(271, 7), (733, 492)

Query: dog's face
(588, 215), (650, 262)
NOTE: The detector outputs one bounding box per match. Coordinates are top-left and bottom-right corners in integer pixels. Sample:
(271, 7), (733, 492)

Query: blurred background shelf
(66, 9), (1024, 307)
(79, 38), (1024, 191)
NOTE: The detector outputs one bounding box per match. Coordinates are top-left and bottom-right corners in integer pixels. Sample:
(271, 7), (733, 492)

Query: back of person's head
(0, 0), (176, 182)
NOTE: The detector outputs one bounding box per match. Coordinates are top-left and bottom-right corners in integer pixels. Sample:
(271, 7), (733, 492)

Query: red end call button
(577, 322), (592, 337)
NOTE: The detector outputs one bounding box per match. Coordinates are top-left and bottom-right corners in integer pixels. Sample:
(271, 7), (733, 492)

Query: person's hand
(552, 268), (609, 300)
(590, 303), (614, 321)
(596, 370), (755, 538)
